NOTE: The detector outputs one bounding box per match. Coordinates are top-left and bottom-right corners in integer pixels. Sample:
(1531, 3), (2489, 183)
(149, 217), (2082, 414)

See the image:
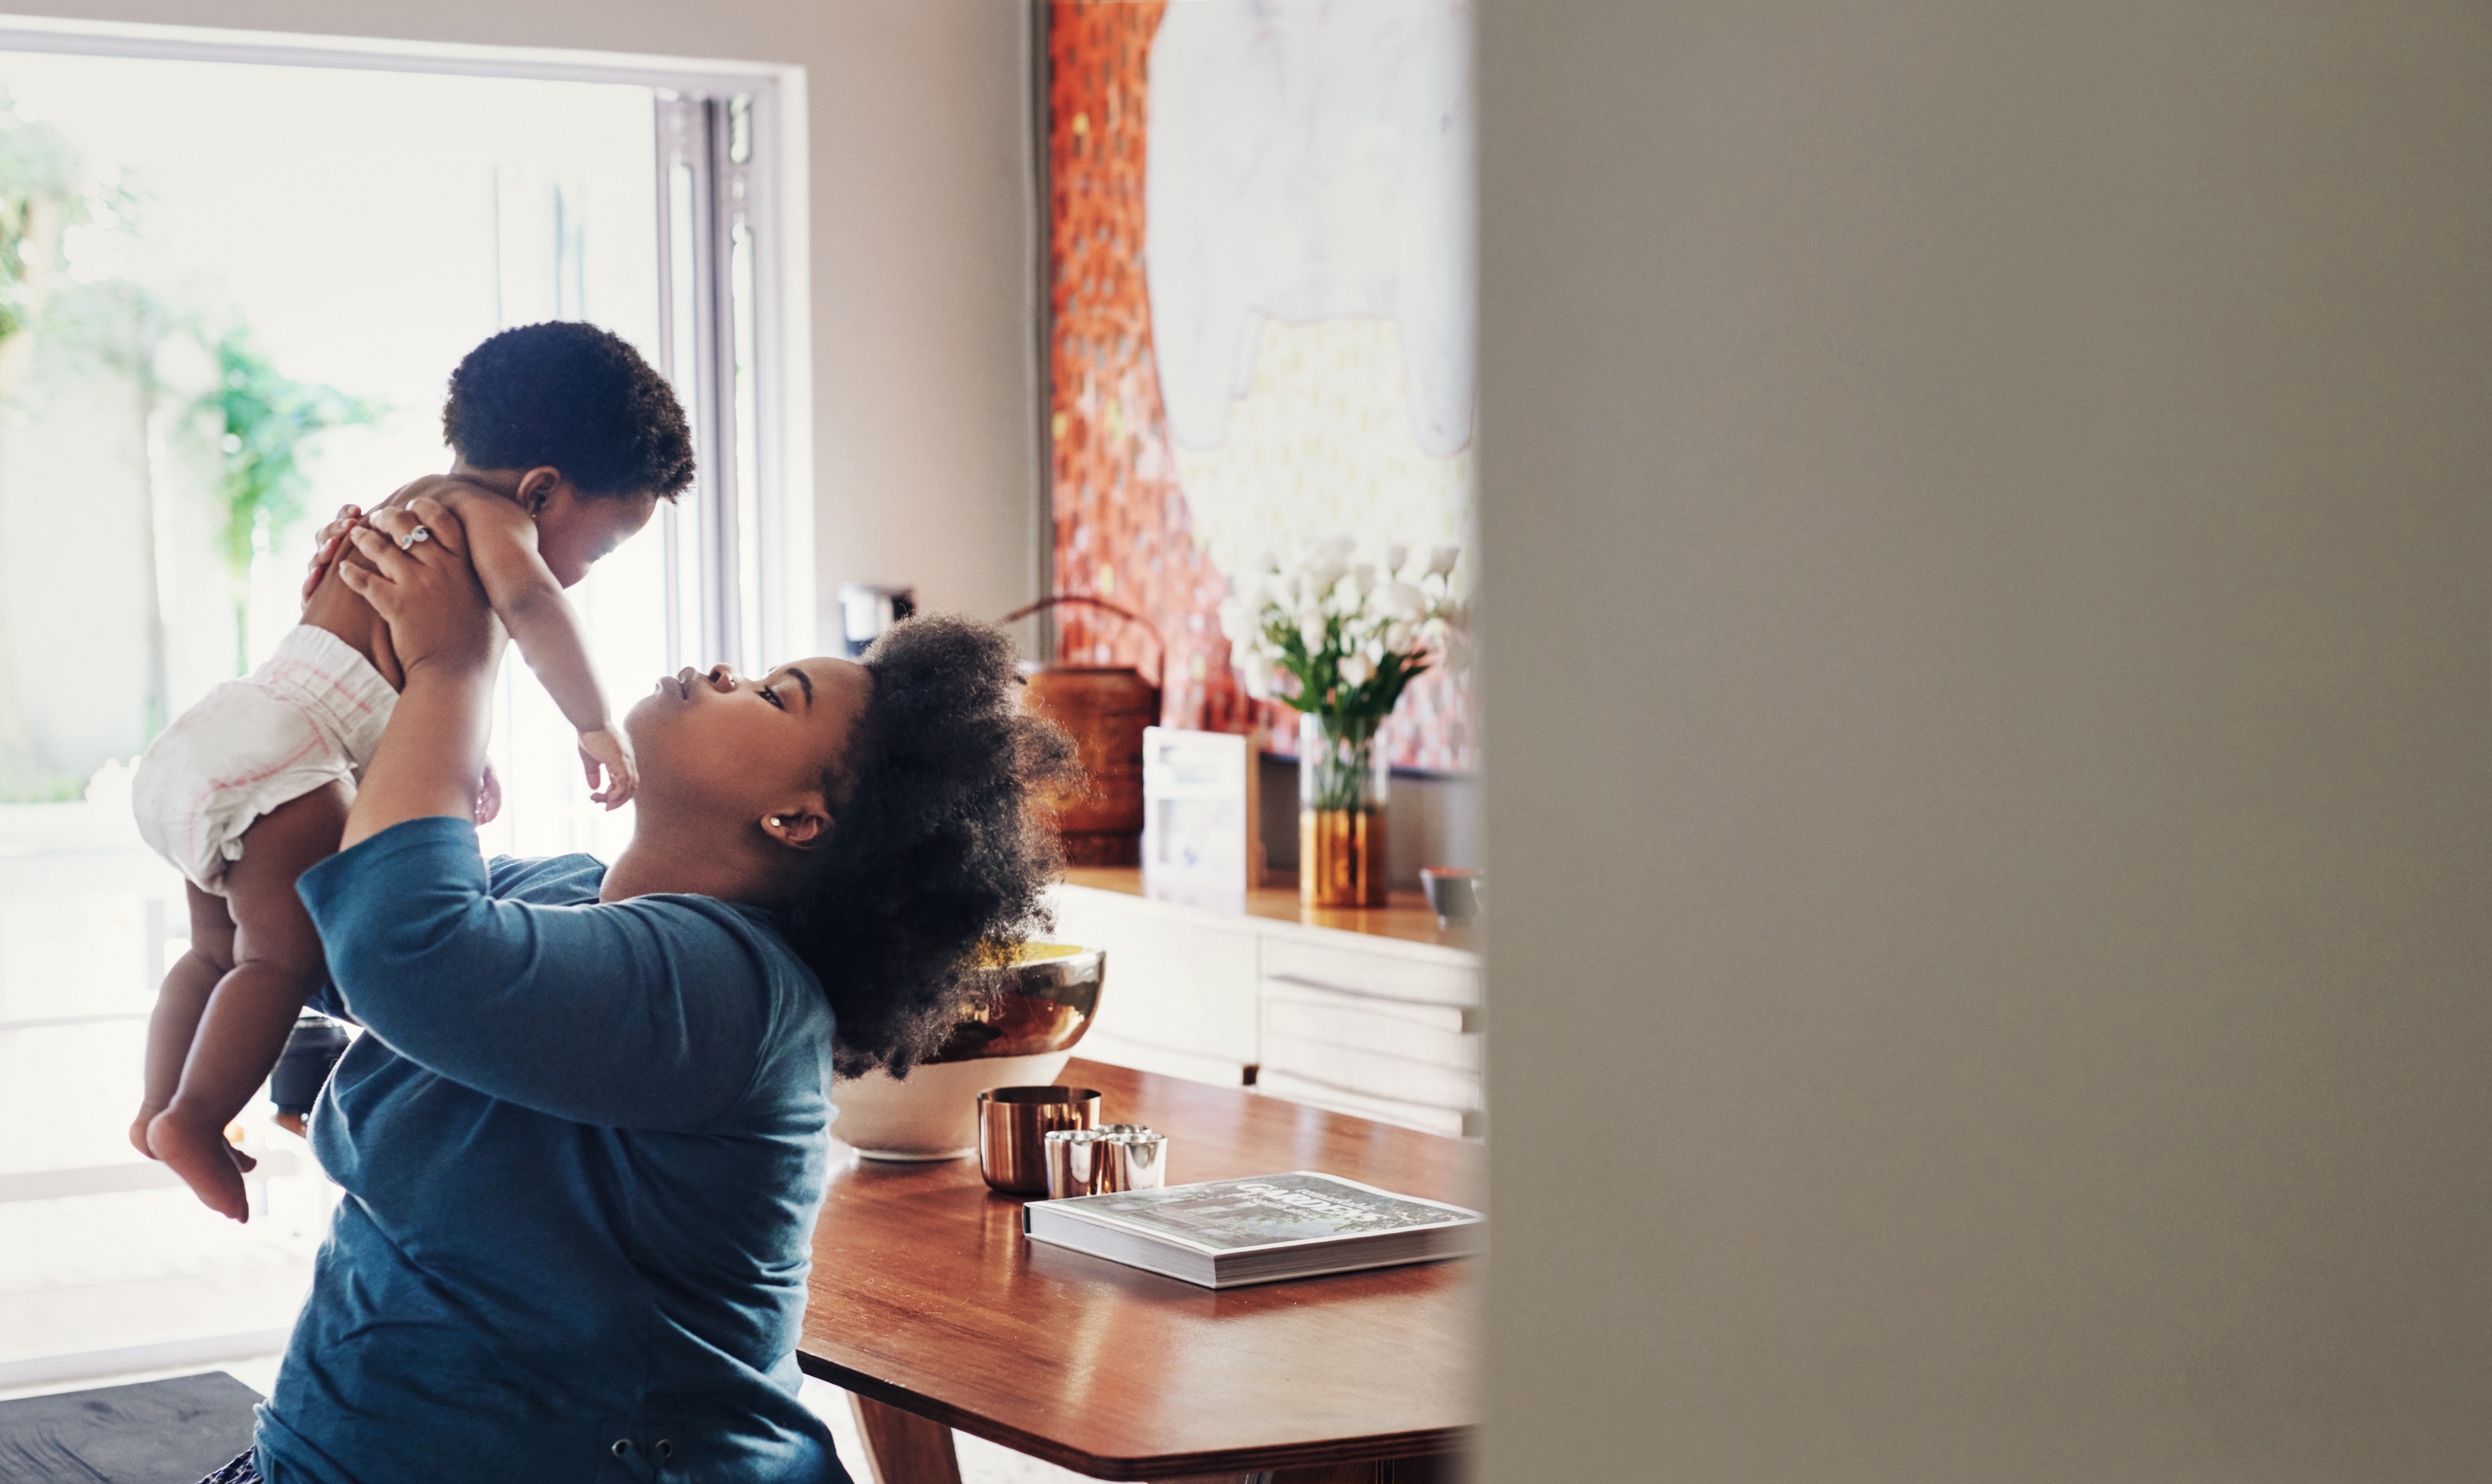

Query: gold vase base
(1301, 808), (1388, 908)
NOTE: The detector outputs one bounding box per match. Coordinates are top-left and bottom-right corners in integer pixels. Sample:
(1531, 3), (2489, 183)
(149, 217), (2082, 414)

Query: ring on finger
(396, 525), (433, 552)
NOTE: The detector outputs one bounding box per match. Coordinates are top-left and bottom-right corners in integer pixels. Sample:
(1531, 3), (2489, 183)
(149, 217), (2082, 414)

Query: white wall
(1479, 3), (2492, 1480)
(5, 0), (1044, 644)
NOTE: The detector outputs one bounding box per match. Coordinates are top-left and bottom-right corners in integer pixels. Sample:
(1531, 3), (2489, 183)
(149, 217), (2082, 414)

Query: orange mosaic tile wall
(1046, 0), (1474, 772)
(1047, 0), (1254, 741)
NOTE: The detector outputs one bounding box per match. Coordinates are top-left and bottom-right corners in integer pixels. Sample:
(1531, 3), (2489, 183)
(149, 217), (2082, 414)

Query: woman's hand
(336, 501), (498, 681)
(335, 501), (504, 849)
(301, 504), (364, 608)
(302, 479), (491, 609)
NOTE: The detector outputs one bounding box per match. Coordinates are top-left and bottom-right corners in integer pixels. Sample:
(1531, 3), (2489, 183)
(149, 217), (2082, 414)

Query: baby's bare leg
(148, 784), (347, 1222)
(129, 884), (240, 1158)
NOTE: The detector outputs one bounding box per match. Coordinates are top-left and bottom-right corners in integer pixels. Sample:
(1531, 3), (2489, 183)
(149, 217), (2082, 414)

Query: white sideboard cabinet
(1046, 869), (1484, 1138)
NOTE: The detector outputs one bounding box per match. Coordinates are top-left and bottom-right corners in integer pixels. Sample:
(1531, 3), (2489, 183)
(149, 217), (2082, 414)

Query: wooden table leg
(848, 1393), (963, 1484)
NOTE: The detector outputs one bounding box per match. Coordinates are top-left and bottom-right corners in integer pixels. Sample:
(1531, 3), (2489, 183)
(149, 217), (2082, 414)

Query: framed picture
(1141, 727), (1262, 909)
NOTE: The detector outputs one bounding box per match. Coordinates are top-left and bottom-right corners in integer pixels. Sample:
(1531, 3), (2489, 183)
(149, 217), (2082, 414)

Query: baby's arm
(441, 494), (637, 807)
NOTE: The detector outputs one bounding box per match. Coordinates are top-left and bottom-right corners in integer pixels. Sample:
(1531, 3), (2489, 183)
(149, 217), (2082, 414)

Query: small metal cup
(1108, 1130), (1168, 1191)
(1044, 1128), (1110, 1199)
(978, 1086), (1101, 1195)
(1041, 1126), (1170, 1198)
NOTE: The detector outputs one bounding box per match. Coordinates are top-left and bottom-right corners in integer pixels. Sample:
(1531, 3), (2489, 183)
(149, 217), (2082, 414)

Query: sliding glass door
(489, 82), (784, 861)
(0, 25), (794, 1394)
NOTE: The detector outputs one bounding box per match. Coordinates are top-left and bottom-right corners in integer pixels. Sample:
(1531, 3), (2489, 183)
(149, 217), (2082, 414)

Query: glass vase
(1299, 712), (1389, 907)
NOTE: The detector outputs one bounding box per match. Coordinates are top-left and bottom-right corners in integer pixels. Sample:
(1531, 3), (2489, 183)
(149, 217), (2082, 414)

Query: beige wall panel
(1478, 2), (2492, 1479)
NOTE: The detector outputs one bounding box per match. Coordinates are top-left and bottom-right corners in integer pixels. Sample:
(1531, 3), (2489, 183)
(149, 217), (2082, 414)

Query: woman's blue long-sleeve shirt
(259, 816), (850, 1484)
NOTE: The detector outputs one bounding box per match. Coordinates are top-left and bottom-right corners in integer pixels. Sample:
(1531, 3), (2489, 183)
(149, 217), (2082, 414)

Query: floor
(2, 1361), (1086, 1483)
(0, 1174), (331, 1388)
(0, 801), (1091, 1481)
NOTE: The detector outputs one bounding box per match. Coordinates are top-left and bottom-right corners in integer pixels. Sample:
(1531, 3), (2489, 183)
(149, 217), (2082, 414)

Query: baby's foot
(129, 1103), (165, 1160)
(146, 1108), (257, 1222)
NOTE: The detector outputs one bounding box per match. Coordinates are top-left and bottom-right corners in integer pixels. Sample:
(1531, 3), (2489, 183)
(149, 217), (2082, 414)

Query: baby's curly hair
(442, 322), (696, 500)
(787, 615), (1079, 1078)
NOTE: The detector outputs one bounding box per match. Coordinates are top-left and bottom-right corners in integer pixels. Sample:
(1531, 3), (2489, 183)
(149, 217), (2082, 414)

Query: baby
(128, 322), (697, 1219)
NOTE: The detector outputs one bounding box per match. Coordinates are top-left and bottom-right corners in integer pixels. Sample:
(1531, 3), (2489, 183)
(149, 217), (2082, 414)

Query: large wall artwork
(1047, 0), (1477, 774)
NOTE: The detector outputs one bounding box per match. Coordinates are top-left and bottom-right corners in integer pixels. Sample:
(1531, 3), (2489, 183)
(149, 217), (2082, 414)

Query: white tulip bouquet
(1218, 537), (1470, 814)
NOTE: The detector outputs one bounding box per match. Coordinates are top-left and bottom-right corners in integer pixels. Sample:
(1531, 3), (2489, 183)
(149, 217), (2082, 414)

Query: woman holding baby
(189, 493), (1070, 1483)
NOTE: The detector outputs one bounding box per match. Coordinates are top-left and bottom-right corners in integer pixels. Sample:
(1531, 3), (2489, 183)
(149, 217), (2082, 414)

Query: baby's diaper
(133, 625), (398, 894)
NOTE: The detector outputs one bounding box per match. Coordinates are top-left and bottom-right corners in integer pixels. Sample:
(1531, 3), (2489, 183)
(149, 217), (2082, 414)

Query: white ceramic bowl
(830, 1051), (1076, 1160)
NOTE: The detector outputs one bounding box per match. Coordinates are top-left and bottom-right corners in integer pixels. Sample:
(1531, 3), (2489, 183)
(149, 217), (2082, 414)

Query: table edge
(797, 1353), (1473, 1481)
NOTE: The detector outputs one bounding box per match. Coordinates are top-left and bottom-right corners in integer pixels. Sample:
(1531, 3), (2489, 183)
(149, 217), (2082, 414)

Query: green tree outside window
(196, 328), (382, 672)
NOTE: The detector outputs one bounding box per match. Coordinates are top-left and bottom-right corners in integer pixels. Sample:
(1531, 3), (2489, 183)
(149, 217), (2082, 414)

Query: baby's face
(536, 486), (660, 587)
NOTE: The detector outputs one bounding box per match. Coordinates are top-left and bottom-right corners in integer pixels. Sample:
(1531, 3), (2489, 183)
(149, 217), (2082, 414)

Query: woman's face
(625, 657), (870, 840)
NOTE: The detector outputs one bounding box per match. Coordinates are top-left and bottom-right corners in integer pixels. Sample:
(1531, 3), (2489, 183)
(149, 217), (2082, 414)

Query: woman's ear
(761, 805), (831, 851)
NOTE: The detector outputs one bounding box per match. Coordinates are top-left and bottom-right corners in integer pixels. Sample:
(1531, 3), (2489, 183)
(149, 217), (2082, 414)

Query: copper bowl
(931, 942), (1106, 1063)
(831, 942), (1108, 1161)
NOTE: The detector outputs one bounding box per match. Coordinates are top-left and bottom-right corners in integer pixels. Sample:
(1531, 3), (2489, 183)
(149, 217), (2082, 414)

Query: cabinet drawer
(1259, 1031), (1481, 1113)
(1260, 936), (1480, 1009)
(1261, 990), (1479, 1071)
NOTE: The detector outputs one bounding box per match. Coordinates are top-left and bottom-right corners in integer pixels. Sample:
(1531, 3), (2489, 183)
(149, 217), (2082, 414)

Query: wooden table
(798, 1059), (1480, 1483)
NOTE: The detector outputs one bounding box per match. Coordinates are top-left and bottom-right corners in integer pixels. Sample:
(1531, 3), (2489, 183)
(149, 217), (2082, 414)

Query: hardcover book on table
(1020, 1171), (1482, 1288)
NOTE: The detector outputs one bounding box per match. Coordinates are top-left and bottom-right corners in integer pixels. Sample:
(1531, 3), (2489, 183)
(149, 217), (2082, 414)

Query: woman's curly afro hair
(786, 615), (1079, 1078)
(441, 322), (696, 500)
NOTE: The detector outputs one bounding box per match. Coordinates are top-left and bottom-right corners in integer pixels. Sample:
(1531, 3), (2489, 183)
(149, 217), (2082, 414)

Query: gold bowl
(930, 942), (1105, 1062)
(830, 942), (1108, 1161)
